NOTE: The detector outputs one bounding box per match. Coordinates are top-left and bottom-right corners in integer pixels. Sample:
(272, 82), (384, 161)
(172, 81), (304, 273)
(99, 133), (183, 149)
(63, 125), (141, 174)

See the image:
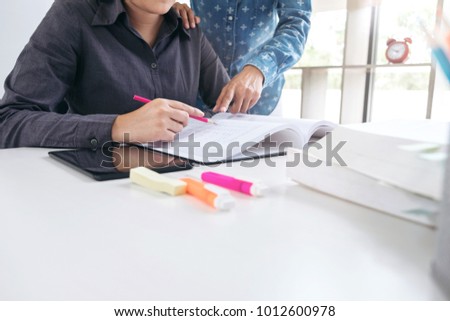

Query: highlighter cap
(214, 196), (236, 211)
(205, 184), (236, 211)
(250, 183), (269, 197)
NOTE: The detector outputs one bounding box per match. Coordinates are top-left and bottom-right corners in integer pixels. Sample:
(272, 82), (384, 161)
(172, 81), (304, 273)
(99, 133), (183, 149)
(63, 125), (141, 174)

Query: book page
(212, 113), (335, 140)
(145, 114), (335, 163)
(147, 118), (289, 163)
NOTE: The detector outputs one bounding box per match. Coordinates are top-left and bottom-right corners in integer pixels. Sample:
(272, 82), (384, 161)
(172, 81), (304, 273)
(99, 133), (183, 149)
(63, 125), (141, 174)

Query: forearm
(0, 107), (116, 149)
(246, 0), (312, 86)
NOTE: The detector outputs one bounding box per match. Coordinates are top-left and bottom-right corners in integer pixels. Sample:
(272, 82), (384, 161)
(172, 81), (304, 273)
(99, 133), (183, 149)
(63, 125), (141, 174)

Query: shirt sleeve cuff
(245, 53), (278, 87)
(75, 114), (118, 150)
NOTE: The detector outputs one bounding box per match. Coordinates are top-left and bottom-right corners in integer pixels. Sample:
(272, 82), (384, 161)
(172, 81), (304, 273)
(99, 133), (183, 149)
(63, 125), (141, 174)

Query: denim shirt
(191, 0), (311, 115)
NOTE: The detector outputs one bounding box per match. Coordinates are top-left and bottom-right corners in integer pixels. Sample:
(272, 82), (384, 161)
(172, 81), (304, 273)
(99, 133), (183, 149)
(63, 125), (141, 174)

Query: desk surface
(0, 148), (447, 300)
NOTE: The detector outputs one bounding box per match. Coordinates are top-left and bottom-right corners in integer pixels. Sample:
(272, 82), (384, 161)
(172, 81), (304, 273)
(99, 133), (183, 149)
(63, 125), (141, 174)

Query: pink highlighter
(201, 171), (267, 197)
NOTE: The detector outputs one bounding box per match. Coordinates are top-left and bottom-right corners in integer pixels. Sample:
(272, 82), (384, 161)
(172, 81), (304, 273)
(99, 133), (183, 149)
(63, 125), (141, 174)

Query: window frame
(293, 0), (445, 123)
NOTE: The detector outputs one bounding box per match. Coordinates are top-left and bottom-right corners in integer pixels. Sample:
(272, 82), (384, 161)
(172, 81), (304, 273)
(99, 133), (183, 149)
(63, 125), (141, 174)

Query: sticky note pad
(130, 167), (187, 196)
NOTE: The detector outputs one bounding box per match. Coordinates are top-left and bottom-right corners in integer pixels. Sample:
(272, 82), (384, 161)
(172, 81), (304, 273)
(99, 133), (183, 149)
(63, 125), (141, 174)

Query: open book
(146, 113), (335, 164)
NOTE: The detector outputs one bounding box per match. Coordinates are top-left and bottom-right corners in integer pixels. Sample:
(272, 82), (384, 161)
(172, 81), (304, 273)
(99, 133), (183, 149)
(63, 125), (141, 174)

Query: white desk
(0, 148), (447, 300)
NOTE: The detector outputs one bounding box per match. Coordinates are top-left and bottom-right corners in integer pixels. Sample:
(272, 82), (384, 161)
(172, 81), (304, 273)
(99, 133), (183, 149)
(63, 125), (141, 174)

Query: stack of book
(286, 120), (449, 227)
(433, 126), (450, 294)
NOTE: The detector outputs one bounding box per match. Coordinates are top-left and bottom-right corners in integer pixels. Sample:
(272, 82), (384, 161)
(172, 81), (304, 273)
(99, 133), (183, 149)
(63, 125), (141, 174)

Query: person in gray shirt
(0, 0), (229, 149)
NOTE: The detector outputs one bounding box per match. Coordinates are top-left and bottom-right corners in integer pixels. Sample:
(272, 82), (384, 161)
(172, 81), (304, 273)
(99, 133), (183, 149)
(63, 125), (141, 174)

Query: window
(371, 0), (437, 121)
(283, 8), (346, 121)
(371, 66), (431, 121)
(282, 0), (450, 123)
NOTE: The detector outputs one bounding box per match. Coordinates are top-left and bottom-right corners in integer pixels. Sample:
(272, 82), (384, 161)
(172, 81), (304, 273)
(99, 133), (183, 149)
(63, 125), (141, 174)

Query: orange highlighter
(180, 178), (235, 211)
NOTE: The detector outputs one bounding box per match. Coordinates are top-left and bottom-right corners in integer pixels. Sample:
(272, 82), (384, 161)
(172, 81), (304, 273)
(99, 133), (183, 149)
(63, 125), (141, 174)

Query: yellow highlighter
(130, 167), (186, 196)
(180, 177), (235, 211)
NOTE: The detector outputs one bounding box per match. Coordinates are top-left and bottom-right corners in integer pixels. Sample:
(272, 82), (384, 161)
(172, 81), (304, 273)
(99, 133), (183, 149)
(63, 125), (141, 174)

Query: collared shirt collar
(91, 0), (190, 38)
(91, 0), (126, 26)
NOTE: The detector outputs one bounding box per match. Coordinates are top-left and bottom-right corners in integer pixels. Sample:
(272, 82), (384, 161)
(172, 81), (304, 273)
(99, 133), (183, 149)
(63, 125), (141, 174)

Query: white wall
(0, 0), (54, 97)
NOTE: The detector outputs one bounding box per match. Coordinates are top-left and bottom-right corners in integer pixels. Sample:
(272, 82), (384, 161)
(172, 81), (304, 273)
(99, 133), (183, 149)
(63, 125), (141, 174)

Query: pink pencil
(133, 95), (216, 124)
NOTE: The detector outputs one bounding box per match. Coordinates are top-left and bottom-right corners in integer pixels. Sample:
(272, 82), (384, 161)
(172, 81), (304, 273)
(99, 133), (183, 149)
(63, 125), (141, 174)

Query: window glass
(291, 7), (346, 120)
(324, 68), (342, 123)
(371, 66), (430, 121)
(371, 0), (440, 121)
(376, 0), (437, 65)
(285, 0), (447, 122)
(299, 10), (347, 67)
(282, 69), (302, 118)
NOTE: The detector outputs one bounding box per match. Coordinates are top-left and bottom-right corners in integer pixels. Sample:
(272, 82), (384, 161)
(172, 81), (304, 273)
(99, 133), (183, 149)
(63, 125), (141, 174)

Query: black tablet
(49, 145), (193, 181)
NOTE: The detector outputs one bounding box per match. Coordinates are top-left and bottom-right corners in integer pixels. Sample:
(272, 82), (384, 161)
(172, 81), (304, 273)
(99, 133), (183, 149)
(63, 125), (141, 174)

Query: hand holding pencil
(111, 98), (205, 144)
(133, 95), (216, 124)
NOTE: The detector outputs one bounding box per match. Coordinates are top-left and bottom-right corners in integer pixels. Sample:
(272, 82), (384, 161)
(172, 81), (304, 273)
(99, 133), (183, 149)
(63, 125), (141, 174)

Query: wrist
(243, 65), (265, 85)
(111, 115), (125, 143)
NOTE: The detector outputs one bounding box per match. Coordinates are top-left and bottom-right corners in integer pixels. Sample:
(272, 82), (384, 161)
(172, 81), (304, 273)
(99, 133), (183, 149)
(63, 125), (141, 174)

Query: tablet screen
(49, 145), (193, 181)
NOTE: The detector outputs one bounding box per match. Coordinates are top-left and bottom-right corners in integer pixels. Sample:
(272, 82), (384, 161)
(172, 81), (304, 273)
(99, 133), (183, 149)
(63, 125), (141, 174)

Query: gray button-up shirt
(0, 0), (229, 149)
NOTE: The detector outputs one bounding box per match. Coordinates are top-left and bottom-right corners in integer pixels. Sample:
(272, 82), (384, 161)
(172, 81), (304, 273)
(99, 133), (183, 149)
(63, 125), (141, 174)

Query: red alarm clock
(385, 37), (412, 64)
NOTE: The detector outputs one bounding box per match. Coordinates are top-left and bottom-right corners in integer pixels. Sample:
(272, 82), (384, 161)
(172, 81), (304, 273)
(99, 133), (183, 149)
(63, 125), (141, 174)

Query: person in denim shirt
(174, 0), (311, 115)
